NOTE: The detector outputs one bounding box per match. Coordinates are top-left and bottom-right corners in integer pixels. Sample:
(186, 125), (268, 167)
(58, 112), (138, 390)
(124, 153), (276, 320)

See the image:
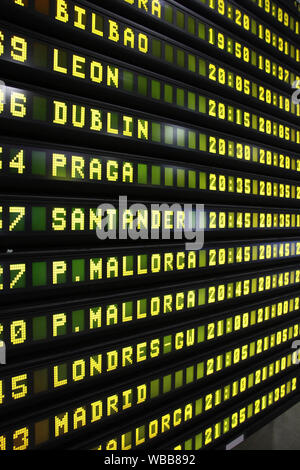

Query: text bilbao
(0, 319), (299, 409)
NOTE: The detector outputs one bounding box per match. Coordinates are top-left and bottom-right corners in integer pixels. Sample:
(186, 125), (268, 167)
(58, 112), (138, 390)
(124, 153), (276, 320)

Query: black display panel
(1, 0), (300, 452)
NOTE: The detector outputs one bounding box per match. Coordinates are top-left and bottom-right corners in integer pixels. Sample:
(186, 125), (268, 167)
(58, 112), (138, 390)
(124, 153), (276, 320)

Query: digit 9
(11, 35), (28, 62)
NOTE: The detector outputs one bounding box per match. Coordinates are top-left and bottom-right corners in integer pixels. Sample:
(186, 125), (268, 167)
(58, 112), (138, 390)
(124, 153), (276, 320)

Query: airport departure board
(1, 0), (300, 452)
